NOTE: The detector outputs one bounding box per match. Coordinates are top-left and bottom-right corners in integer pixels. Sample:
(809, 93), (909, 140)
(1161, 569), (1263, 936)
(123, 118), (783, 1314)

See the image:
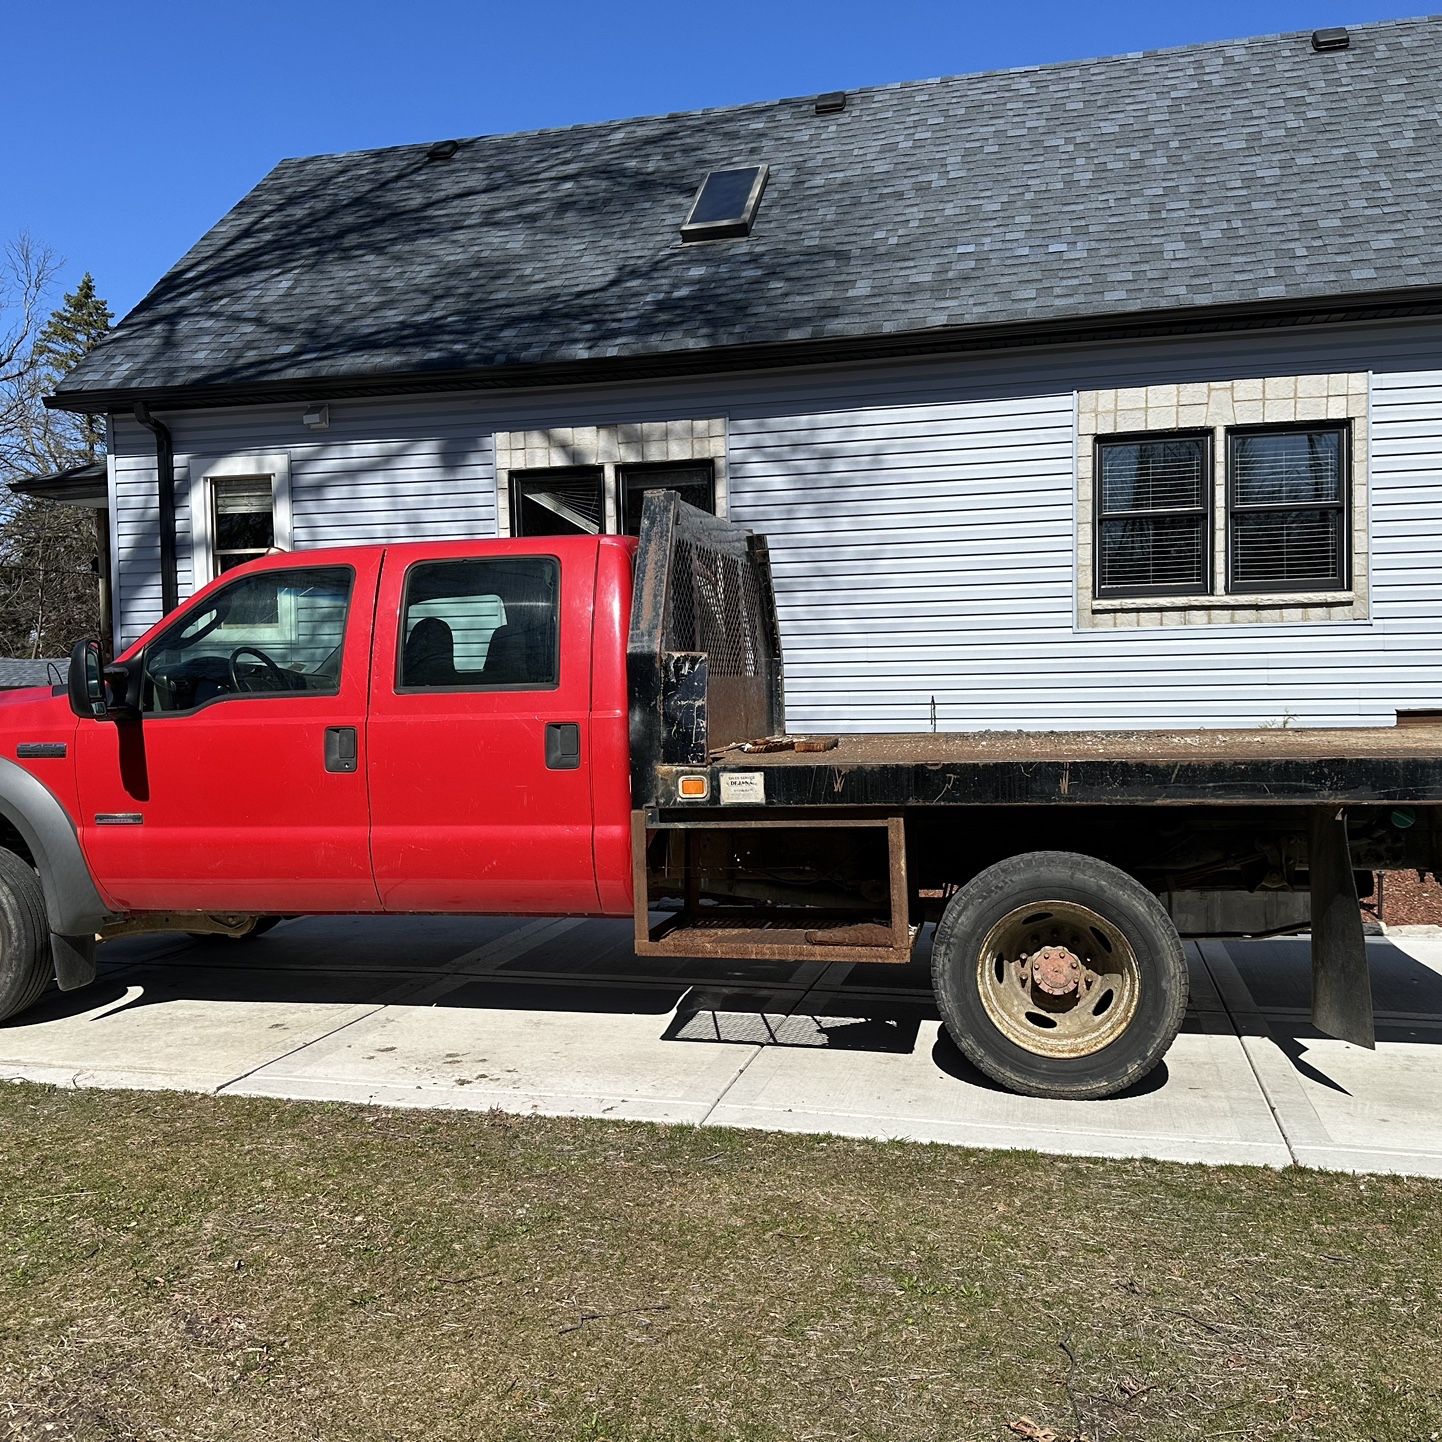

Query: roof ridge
(276, 14), (1438, 166)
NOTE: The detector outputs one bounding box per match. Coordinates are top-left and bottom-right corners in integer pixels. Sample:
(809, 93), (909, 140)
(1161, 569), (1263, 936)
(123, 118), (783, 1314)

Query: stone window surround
(494, 419), (727, 536)
(1076, 375), (1369, 630)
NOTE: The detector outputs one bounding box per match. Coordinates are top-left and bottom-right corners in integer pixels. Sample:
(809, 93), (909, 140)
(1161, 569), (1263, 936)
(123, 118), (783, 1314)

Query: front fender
(0, 756), (112, 935)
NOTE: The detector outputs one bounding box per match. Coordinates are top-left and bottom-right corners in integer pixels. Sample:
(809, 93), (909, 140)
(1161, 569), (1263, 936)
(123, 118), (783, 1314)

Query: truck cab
(0, 534), (639, 957)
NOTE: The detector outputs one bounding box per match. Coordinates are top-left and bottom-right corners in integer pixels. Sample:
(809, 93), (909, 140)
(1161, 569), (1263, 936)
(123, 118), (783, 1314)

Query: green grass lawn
(2, 1081), (1440, 1441)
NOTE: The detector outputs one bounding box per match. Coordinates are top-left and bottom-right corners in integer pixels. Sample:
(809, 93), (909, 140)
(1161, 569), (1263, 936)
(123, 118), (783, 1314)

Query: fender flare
(0, 756), (111, 935)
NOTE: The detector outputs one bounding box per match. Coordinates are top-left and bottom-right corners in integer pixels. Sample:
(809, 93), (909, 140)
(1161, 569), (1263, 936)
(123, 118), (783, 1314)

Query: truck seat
(403, 617), (459, 687)
(483, 623), (549, 686)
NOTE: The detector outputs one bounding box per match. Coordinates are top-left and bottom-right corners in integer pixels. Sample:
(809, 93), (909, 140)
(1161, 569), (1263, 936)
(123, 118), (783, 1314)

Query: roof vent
(1311, 27), (1349, 52)
(427, 139), (461, 162)
(680, 165), (769, 242)
(814, 91), (847, 115)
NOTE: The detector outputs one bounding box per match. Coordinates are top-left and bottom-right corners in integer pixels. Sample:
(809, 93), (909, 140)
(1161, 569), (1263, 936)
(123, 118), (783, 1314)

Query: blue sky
(2, 1), (1417, 319)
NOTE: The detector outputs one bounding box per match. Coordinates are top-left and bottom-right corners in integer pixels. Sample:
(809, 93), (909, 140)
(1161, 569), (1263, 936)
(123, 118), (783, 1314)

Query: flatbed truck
(0, 493), (1435, 1098)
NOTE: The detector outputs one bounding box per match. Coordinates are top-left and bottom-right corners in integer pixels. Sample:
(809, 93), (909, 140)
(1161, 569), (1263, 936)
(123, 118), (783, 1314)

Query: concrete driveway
(4, 914), (1442, 1177)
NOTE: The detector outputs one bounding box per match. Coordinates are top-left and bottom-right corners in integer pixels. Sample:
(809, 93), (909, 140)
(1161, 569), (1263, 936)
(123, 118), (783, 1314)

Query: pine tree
(31, 273), (113, 465)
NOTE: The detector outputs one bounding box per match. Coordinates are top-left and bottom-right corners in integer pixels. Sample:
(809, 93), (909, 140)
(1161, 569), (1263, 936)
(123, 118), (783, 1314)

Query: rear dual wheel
(931, 851), (1187, 1100)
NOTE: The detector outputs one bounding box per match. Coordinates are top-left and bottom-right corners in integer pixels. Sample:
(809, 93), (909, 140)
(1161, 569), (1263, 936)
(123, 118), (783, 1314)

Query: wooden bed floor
(722, 726), (1442, 767)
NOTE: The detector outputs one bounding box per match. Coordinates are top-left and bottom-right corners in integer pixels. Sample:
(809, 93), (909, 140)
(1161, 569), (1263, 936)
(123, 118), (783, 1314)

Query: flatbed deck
(653, 727), (1442, 810)
(728, 726), (1442, 765)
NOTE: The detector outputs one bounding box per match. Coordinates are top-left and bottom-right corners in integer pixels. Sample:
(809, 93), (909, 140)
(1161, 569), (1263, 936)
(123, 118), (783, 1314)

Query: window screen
(619, 461), (716, 535)
(211, 477), (275, 573)
(511, 468), (605, 538)
(1228, 427), (1347, 592)
(399, 556), (559, 691)
(1095, 434), (1210, 596)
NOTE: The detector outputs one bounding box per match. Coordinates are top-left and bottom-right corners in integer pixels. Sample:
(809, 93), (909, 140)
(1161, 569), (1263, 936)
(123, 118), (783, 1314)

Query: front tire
(932, 850), (1187, 1099)
(0, 849), (54, 1023)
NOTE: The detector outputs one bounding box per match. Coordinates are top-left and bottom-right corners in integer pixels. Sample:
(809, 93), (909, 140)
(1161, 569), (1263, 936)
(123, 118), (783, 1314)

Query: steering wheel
(228, 645), (288, 693)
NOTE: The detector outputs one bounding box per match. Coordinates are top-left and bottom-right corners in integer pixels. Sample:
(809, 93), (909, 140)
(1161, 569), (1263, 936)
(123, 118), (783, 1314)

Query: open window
(510, 468), (605, 538)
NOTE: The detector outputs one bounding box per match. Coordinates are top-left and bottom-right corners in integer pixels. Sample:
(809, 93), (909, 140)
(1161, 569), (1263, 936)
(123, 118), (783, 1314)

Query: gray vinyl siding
(107, 317), (1442, 732)
(111, 399), (496, 646)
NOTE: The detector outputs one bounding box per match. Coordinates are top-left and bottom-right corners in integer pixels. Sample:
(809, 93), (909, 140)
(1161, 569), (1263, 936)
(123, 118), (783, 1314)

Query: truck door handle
(325, 726), (358, 773)
(545, 722), (581, 771)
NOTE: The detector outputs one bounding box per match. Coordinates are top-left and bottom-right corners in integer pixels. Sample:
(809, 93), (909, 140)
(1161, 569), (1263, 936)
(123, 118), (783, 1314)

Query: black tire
(0, 849), (54, 1023)
(931, 850), (1187, 1100)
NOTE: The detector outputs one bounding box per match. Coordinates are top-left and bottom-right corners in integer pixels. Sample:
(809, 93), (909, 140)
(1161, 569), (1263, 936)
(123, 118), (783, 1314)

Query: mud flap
(51, 932), (97, 992)
(1308, 807), (1375, 1049)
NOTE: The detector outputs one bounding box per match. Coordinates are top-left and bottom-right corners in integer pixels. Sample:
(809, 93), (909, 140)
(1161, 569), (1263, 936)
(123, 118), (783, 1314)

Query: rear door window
(397, 557), (559, 691)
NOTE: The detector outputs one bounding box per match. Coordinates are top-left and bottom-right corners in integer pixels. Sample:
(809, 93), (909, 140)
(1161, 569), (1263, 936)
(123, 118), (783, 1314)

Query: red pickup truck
(0, 494), (1437, 1099)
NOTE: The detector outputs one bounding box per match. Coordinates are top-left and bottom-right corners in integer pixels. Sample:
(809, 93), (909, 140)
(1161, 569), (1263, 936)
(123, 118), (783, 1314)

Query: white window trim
(187, 452), (293, 590)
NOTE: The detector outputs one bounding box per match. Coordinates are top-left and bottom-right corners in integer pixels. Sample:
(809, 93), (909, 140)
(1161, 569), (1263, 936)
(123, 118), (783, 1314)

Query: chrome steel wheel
(975, 900), (1141, 1059)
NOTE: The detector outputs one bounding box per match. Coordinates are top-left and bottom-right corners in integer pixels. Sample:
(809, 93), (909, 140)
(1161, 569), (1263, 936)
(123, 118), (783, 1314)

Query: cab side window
(143, 566), (353, 714)
(398, 557), (559, 691)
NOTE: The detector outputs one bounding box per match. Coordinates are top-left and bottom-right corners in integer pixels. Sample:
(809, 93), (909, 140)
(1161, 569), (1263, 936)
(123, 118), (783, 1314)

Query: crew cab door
(367, 539), (599, 913)
(74, 556), (381, 913)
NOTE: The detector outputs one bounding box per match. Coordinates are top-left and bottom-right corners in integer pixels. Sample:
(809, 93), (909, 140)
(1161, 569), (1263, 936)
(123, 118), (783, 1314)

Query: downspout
(132, 403), (178, 614)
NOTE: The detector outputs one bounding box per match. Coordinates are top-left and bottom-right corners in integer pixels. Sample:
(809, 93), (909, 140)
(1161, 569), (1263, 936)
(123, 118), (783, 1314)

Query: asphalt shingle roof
(56, 17), (1442, 404)
(0, 659), (63, 690)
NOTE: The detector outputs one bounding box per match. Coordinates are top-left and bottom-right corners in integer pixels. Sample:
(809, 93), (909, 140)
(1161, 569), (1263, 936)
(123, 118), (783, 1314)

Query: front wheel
(931, 851), (1187, 1099)
(0, 849), (54, 1023)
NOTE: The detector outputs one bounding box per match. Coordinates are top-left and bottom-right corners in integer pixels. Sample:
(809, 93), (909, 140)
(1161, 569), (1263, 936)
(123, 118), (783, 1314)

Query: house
(44, 17), (1442, 733)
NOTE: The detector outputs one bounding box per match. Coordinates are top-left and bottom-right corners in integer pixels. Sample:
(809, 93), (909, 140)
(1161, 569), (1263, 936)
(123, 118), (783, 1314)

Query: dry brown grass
(1, 1080), (1440, 1441)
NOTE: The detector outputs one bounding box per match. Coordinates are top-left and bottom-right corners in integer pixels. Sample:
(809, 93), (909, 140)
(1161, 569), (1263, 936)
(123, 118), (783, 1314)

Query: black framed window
(1095, 433), (1211, 597)
(510, 467), (605, 538)
(619, 460), (716, 535)
(1227, 425), (1348, 593)
(142, 566), (353, 715)
(397, 556), (559, 692)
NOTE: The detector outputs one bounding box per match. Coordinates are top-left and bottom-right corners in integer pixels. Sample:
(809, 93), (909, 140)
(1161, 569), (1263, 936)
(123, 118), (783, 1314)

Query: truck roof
(227, 533), (640, 570)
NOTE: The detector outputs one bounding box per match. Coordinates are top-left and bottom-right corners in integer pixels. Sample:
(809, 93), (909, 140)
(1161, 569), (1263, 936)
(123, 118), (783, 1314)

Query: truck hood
(0, 684), (78, 735)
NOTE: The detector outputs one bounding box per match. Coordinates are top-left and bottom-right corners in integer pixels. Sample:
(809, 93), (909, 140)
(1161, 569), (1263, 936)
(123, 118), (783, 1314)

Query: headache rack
(626, 490), (785, 808)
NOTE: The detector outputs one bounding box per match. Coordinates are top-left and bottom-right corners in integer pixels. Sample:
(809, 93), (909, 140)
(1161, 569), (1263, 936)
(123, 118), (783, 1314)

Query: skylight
(680, 165), (769, 242)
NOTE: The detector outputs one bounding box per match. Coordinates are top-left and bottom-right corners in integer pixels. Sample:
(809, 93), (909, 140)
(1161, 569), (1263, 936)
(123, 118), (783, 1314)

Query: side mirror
(68, 640), (139, 722)
(67, 639), (107, 720)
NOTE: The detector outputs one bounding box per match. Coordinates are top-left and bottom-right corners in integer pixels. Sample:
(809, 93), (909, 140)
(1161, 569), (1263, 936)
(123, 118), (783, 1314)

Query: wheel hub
(975, 900), (1143, 1059)
(1030, 944), (1082, 996)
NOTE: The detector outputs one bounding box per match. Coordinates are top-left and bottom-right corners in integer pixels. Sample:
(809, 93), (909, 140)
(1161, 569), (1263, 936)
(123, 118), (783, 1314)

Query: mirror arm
(103, 662), (141, 720)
